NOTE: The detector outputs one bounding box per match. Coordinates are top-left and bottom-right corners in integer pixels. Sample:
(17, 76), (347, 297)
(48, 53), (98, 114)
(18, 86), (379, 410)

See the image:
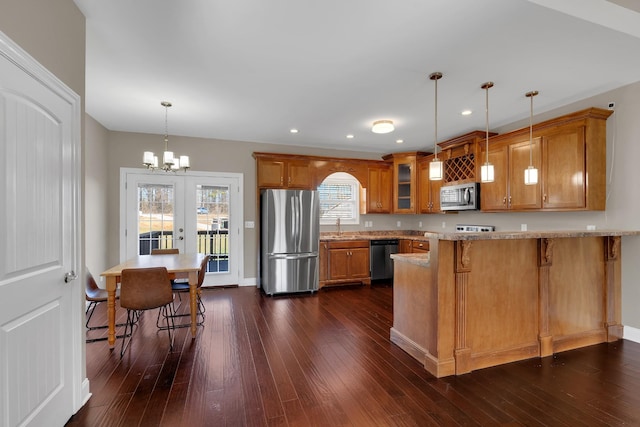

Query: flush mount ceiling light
(524, 90), (539, 185)
(371, 120), (394, 134)
(429, 72), (443, 181)
(480, 82), (495, 183)
(143, 101), (190, 172)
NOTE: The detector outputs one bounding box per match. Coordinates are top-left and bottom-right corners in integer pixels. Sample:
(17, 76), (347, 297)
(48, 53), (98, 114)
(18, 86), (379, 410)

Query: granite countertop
(320, 229), (640, 242)
(424, 229), (640, 241)
(390, 253), (430, 267)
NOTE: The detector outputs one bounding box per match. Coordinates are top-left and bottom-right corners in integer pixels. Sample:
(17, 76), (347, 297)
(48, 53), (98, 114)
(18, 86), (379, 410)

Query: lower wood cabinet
(399, 239), (429, 253)
(320, 240), (371, 288)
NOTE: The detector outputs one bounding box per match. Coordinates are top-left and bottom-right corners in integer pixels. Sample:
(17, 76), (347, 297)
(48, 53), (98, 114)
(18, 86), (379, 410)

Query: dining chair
(159, 255), (209, 329)
(85, 270), (128, 343)
(119, 267), (176, 357)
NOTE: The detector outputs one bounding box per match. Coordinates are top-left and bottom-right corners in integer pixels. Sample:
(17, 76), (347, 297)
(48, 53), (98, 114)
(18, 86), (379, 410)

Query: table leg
(189, 271), (198, 338)
(106, 276), (117, 348)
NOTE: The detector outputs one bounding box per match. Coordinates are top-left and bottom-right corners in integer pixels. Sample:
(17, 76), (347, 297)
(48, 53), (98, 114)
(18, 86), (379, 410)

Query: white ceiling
(74, 0), (640, 154)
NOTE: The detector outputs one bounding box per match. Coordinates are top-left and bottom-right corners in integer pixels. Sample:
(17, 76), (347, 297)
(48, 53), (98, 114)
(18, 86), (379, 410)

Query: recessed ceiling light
(461, 110), (472, 116)
(346, 134), (354, 139)
(396, 139), (404, 144)
(290, 128), (299, 133)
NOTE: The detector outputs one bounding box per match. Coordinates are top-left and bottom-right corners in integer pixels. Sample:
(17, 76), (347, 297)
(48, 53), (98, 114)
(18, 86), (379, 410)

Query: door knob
(64, 271), (77, 283)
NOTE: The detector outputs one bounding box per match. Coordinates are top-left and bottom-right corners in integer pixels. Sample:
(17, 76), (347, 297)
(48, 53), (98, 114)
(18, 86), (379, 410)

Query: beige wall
(85, 115), (109, 277)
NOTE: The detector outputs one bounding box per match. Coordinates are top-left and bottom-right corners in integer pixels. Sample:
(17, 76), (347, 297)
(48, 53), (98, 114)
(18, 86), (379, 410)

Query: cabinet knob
(543, 193), (547, 202)
(508, 196), (512, 206)
(502, 197), (507, 205)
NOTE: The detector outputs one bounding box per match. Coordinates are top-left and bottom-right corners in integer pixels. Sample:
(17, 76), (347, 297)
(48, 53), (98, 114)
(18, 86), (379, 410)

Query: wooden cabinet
(384, 152), (428, 214)
(324, 240), (370, 287)
(417, 154), (443, 213)
(399, 239), (429, 253)
(481, 108), (611, 212)
(410, 240), (429, 253)
(256, 156), (312, 189)
(366, 163), (393, 213)
(481, 138), (541, 211)
(542, 125), (587, 209)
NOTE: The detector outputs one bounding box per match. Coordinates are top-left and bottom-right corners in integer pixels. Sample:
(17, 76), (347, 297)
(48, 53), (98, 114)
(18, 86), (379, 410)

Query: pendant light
(524, 90), (539, 185)
(480, 82), (494, 183)
(143, 101), (190, 172)
(429, 72), (443, 180)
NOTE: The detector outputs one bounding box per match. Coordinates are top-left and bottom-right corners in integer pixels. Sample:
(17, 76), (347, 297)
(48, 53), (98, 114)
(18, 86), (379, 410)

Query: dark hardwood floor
(68, 284), (640, 426)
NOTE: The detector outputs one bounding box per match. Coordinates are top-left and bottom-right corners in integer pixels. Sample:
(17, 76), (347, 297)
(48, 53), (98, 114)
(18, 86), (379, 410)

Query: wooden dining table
(101, 253), (207, 348)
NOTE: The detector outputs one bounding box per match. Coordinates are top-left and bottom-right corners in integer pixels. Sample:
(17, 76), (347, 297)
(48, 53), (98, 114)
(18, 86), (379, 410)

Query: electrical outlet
(521, 224), (527, 231)
(608, 102), (615, 110)
(418, 221), (423, 228)
(442, 221), (446, 229)
(397, 221), (401, 228)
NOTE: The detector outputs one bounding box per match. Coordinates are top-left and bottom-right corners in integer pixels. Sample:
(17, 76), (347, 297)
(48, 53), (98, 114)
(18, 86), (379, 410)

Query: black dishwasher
(370, 239), (399, 282)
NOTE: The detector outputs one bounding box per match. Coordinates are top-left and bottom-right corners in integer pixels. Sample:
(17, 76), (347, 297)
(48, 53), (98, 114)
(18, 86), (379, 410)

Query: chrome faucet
(336, 217), (341, 236)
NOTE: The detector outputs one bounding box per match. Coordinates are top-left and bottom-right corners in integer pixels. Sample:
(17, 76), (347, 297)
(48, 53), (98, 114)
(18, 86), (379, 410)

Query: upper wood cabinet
(542, 125), (587, 209)
(480, 108), (611, 212)
(481, 138), (542, 211)
(383, 152), (428, 214)
(367, 163), (393, 214)
(256, 156), (312, 189)
(417, 154), (443, 214)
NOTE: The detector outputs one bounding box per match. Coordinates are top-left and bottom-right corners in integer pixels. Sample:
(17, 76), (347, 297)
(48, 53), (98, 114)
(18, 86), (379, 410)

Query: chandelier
(143, 101), (190, 172)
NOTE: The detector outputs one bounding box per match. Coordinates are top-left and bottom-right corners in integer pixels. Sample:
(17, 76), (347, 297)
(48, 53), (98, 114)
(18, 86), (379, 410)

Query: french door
(121, 169), (242, 286)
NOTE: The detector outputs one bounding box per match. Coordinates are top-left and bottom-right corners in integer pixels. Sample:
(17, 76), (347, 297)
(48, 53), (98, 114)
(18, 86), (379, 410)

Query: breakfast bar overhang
(390, 230), (639, 378)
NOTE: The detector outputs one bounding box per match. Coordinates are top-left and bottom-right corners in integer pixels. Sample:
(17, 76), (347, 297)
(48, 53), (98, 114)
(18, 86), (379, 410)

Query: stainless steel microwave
(440, 182), (480, 211)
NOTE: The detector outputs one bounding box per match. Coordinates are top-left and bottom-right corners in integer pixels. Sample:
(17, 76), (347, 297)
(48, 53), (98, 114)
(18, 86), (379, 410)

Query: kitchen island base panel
(389, 328), (455, 378)
(391, 232), (631, 377)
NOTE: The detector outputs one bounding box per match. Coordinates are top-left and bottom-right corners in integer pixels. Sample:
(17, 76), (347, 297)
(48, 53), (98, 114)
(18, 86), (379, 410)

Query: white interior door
(0, 33), (82, 427)
(122, 169), (242, 286)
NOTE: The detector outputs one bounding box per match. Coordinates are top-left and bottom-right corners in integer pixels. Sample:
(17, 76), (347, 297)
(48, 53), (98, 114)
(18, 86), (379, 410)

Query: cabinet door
(349, 248), (370, 279)
(319, 241), (328, 285)
(257, 158), (286, 187)
(480, 146), (509, 211)
(418, 160), (432, 213)
(509, 138), (542, 210)
(543, 126), (586, 209)
(287, 160), (312, 189)
(367, 166), (392, 213)
(328, 248), (350, 280)
(393, 156), (417, 213)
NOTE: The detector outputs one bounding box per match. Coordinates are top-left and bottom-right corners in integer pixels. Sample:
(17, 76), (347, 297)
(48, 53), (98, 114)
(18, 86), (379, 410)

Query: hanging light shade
(371, 120), (394, 134)
(480, 82), (495, 183)
(142, 101), (190, 172)
(429, 72), (443, 181)
(524, 90), (539, 185)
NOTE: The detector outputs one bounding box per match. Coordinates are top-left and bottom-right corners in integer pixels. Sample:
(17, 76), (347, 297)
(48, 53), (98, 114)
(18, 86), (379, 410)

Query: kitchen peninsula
(390, 229), (639, 377)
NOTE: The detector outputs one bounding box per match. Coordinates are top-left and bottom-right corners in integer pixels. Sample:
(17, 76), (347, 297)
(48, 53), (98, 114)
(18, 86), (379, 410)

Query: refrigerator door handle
(268, 253), (318, 260)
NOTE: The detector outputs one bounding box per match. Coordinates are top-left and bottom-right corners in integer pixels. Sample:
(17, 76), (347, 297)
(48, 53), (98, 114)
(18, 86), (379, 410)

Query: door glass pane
(138, 184), (175, 255)
(196, 184), (229, 273)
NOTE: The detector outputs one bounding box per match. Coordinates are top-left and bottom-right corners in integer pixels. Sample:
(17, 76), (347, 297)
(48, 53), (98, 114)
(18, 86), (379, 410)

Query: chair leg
(160, 304), (176, 351)
(120, 309), (137, 358)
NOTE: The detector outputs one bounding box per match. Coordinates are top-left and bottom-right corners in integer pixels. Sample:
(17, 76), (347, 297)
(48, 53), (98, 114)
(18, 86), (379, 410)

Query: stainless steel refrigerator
(260, 189), (319, 295)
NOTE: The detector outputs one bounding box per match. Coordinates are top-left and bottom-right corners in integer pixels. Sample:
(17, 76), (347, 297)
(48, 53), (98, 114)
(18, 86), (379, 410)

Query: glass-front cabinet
(384, 152), (428, 214)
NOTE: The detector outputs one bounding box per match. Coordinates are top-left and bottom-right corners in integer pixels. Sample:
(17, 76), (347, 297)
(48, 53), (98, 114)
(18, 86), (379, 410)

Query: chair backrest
(151, 248), (179, 255)
(198, 255), (210, 287)
(85, 270), (105, 301)
(120, 267), (174, 310)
